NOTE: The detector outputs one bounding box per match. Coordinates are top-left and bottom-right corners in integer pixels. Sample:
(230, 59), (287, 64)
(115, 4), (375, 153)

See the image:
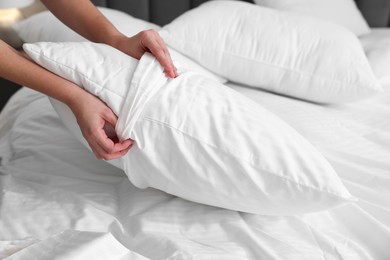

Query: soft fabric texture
(359, 28), (390, 89)
(12, 7), (226, 84)
(2, 80), (390, 260)
(23, 41), (354, 215)
(160, 1), (382, 104)
(253, 0), (370, 36)
(13, 7), (160, 43)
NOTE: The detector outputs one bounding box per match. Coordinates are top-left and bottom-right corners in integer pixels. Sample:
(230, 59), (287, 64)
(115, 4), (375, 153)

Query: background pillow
(12, 7), (226, 83)
(24, 41), (355, 215)
(359, 29), (390, 89)
(160, 1), (382, 104)
(253, 0), (370, 36)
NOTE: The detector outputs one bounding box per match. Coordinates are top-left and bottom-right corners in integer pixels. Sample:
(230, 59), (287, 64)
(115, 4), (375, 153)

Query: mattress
(0, 29), (390, 259)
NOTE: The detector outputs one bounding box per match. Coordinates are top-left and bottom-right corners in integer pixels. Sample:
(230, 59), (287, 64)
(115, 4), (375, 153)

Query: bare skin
(0, 1), (177, 160)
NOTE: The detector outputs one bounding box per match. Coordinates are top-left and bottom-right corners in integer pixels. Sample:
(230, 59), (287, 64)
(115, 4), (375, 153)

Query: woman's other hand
(41, 0), (178, 78)
(111, 30), (178, 78)
(69, 91), (133, 160)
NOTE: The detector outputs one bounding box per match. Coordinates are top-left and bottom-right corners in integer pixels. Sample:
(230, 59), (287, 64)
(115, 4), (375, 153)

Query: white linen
(12, 8), (226, 84)
(359, 28), (390, 88)
(1, 27), (390, 260)
(253, 0), (370, 36)
(12, 7), (159, 43)
(23, 41), (353, 215)
(4, 231), (148, 260)
(1, 79), (390, 259)
(160, 1), (382, 104)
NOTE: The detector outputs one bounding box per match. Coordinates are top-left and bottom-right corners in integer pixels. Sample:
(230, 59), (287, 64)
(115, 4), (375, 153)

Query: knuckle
(154, 48), (165, 56)
(140, 29), (157, 40)
(90, 130), (100, 139)
(101, 106), (112, 115)
(106, 147), (115, 154)
(83, 127), (94, 139)
(102, 154), (111, 161)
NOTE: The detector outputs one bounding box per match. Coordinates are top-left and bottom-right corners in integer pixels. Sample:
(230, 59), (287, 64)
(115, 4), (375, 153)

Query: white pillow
(13, 7), (160, 43)
(160, 1), (383, 104)
(12, 7), (226, 83)
(23, 41), (355, 215)
(253, 0), (370, 36)
(360, 29), (390, 89)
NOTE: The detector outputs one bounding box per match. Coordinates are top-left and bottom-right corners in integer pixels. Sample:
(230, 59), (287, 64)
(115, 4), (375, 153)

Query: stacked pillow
(253, 0), (370, 36)
(160, 1), (382, 104)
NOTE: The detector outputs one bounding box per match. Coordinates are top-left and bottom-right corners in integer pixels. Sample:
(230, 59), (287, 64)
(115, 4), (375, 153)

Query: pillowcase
(253, 0), (370, 36)
(12, 7), (226, 83)
(24, 41), (355, 215)
(360, 29), (390, 89)
(160, 1), (383, 104)
(13, 7), (160, 43)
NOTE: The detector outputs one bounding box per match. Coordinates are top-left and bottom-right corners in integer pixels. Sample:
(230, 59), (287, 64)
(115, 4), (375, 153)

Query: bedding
(1, 2), (390, 260)
(160, 1), (382, 104)
(12, 7), (160, 43)
(359, 28), (390, 88)
(1, 55), (390, 258)
(253, 0), (370, 36)
(23, 41), (353, 215)
(12, 8), (226, 84)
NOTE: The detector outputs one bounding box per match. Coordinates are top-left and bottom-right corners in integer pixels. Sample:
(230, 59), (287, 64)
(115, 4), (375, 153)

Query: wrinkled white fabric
(4, 230), (148, 260)
(3, 29), (389, 259)
(114, 52), (354, 215)
(23, 42), (353, 215)
(160, 1), (381, 104)
(253, 0), (370, 35)
(1, 85), (389, 259)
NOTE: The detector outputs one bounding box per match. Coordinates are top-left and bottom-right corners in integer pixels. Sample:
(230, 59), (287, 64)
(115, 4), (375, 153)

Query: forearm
(0, 40), (85, 108)
(40, 0), (124, 48)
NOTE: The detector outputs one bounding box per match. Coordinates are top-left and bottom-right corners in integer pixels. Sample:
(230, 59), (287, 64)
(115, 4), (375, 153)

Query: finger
(95, 127), (132, 154)
(155, 37), (178, 77)
(92, 136), (132, 160)
(87, 138), (106, 160)
(141, 32), (177, 78)
(102, 109), (134, 147)
(101, 141), (133, 160)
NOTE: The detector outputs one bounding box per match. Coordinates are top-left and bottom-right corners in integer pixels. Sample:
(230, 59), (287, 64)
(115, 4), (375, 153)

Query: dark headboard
(91, 0), (249, 26)
(355, 0), (390, 27)
(91, 0), (390, 27)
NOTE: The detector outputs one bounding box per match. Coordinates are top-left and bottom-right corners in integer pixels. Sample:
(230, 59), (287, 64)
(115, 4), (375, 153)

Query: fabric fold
(116, 53), (169, 142)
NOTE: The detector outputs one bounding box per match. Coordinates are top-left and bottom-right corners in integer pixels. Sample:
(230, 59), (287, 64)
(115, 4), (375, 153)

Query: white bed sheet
(1, 30), (390, 259)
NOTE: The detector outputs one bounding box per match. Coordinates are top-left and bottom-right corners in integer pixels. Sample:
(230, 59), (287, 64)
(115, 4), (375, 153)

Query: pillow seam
(28, 47), (130, 99)
(167, 36), (377, 89)
(143, 116), (350, 200)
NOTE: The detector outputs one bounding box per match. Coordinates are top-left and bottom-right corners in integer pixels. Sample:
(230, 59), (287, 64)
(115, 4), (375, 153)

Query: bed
(1, 0), (390, 259)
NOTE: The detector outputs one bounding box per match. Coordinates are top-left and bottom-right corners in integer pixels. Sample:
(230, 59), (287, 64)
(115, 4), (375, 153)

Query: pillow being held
(24, 41), (355, 215)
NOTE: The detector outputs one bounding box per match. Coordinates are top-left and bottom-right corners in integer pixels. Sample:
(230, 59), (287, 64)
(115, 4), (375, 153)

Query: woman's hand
(69, 91), (133, 160)
(41, 0), (177, 78)
(110, 30), (178, 78)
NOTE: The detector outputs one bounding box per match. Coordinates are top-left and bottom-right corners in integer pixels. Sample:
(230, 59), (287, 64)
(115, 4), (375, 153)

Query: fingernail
(166, 71), (175, 78)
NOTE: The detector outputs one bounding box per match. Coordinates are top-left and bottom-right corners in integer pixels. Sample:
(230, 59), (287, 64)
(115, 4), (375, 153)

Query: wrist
(105, 33), (128, 51)
(62, 84), (87, 112)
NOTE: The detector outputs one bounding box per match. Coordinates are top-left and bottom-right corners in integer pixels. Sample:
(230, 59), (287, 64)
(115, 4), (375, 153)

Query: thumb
(102, 109), (119, 141)
(103, 108), (117, 128)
